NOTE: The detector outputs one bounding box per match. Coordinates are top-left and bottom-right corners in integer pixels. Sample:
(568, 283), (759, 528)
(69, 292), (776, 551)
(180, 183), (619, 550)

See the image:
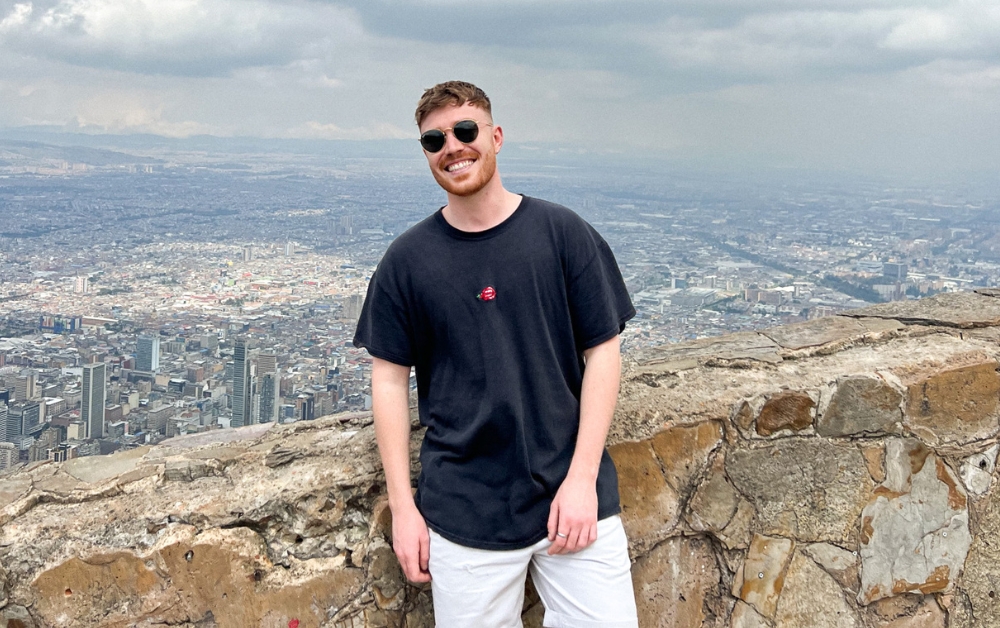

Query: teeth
(447, 160), (473, 172)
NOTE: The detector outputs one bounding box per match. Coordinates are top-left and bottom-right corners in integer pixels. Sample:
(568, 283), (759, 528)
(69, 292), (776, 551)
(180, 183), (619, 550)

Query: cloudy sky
(1, 0), (998, 175)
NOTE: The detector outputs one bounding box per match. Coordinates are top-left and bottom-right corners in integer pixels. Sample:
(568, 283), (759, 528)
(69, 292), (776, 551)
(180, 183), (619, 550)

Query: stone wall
(3, 290), (1000, 627)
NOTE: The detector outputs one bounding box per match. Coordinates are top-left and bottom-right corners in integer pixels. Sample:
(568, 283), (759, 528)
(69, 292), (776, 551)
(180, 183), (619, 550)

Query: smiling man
(354, 81), (638, 627)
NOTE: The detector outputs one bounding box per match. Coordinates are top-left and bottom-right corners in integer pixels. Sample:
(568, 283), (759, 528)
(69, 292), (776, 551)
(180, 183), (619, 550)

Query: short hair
(414, 81), (492, 127)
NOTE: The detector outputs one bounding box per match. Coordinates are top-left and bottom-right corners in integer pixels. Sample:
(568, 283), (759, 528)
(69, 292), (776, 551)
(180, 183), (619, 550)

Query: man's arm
(547, 334), (621, 555)
(371, 357), (431, 582)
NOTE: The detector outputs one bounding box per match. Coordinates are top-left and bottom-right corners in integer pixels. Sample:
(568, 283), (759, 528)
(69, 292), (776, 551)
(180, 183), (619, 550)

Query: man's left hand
(547, 473), (598, 555)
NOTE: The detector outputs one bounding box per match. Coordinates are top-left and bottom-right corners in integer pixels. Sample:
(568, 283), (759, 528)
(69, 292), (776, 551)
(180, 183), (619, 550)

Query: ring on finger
(556, 532), (568, 538)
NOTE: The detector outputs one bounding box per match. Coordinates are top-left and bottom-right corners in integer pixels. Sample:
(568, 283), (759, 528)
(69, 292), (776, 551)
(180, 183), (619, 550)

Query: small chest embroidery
(477, 286), (497, 301)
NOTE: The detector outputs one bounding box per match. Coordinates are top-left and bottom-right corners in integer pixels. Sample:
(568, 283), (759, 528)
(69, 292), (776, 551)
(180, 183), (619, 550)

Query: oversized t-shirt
(353, 195), (635, 550)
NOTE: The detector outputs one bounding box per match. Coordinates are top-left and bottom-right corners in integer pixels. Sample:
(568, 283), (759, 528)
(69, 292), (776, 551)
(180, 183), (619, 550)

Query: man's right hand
(391, 503), (431, 583)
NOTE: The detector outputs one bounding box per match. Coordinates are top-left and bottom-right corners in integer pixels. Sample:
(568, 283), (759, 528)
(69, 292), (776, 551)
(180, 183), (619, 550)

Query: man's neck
(442, 178), (522, 233)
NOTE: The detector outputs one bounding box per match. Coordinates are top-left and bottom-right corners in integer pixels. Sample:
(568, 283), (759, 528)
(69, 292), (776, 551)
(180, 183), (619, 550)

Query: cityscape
(1, 133), (998, 468)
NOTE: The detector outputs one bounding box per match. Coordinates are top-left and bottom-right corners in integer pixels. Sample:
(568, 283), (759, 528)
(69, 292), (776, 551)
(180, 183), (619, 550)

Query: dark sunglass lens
(420, 130), (446, 153)
(453, 120), (480, 144)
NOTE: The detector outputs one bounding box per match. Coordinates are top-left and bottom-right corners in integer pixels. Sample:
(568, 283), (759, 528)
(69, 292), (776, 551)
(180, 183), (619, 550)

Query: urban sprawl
(0, 136), (997, 468)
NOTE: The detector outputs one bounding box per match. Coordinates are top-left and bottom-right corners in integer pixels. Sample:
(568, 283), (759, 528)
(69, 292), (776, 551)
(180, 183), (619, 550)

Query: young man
(354, 81), (638, 627)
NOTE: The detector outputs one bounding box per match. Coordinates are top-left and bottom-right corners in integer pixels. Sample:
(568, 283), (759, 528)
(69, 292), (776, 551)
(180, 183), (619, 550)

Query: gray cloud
(0, 0), (997, 174)
(0, 0), (362, 76)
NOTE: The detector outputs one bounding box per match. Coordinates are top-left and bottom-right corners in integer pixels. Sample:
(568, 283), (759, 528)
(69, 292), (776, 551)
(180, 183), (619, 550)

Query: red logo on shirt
(477, 286), (497, 301)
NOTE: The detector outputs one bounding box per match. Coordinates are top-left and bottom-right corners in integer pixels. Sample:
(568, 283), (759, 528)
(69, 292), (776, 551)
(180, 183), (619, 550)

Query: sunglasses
(419, 119), (492, 153)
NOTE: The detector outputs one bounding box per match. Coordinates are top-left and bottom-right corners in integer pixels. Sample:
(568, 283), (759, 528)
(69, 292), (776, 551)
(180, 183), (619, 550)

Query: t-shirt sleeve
(353, 262), (414, 366)
(567, 228), (636, 350)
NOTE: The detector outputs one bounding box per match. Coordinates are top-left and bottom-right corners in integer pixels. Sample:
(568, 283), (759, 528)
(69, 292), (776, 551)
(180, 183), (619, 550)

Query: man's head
(414, 81), (491, 127)
(416, 81), (502, 199)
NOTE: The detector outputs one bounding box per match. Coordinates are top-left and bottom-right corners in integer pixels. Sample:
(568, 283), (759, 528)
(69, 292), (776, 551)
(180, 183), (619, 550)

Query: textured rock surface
(755, 392), (815, 437)
(2, 293), (1000, 627)
(900, 359), (1000, 445)
(774, 551), (860, 628)
(632, 536), (722, 628)
(732, 534), (794, 619)
(727, 439), (873, 542)
(817, 375), (903, 437)
(858, 440), (971, 604)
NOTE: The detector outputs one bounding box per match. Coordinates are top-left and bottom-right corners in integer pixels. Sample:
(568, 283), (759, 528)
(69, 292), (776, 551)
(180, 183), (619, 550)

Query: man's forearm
(371, 357), (431, 582)
(371, 358), (417, 511)
(568, 335), (621, 482)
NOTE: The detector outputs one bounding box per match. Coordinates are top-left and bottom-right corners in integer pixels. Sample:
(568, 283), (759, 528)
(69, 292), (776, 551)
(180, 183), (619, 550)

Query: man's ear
(493, 124), (504, 153)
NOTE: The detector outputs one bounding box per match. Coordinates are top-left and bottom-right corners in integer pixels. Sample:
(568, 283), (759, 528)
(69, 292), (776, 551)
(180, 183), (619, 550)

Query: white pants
(428, 515), (638, 628)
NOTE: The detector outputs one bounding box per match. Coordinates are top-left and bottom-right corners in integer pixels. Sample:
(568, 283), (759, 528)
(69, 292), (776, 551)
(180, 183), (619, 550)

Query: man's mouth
(445, 159), (475, 173)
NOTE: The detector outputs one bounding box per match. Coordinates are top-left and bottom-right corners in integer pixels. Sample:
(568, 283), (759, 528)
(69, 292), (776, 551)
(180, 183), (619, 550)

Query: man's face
(419, 102), (501, 197)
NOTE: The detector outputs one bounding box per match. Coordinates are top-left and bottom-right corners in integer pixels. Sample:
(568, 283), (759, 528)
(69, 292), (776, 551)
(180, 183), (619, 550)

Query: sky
(1, 0), (999, 175)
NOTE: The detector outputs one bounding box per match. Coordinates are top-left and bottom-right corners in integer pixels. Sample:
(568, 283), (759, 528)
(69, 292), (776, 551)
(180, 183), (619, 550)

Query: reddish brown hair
(415, 81), (492, 126)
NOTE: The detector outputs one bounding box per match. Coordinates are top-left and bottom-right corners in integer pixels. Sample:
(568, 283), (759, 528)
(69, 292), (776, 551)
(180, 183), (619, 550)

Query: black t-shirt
(353, 195), (635, 549)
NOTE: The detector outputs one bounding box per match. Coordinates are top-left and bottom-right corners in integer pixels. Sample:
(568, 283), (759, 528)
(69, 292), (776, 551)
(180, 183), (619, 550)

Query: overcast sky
(1, 0), (998, 175)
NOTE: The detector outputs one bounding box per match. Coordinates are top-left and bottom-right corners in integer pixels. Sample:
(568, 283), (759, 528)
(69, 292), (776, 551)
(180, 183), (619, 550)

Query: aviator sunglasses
(419, 119), (492, 153)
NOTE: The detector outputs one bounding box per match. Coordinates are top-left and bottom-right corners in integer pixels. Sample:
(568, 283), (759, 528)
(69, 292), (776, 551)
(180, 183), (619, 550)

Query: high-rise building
(0, 442), (16, 470)
(19, 401), (41, 435)
(231, 339), (252, 428)
(81, 362), (107, 439)
(200, 334), (220, 356)
(14, 371), (35, 401)
(136, 335), (161, 372)
(883, 262), (908, 281)
(258, 372), (280, 424)
(242, 244), (254, 262)
(0, 403), (8, 443)
(257, 353), (277, 375)
(344, 294), (364, 322)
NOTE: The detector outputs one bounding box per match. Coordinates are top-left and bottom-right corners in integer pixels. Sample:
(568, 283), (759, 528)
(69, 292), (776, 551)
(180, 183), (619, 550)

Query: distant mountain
(0, 138), (161, 166)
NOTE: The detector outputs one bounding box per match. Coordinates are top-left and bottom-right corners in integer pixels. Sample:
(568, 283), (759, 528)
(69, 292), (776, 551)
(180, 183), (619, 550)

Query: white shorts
(428, 515), (638, 628)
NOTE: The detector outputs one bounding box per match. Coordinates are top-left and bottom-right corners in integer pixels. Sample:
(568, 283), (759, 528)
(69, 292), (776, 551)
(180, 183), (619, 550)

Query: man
(354, 81), (638, 627)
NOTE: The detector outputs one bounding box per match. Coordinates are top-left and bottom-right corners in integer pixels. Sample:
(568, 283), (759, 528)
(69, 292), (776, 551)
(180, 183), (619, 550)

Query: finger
(548, 529), (569, 555)
(405, 549), (421, 582)
(419, 531), (430, 574)
(547, 502), (559, 542)
(575, 524), (596, 552)
(566, 527), (583, 554)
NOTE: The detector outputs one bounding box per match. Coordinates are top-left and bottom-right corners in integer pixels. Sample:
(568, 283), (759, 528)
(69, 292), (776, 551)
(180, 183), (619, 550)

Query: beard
(430, 146), (498, 197)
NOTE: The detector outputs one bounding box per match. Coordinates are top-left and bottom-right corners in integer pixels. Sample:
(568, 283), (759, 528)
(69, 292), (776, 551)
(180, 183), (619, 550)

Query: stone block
(685, 454), (739, 534)
(729, 600), (768, 628)
(959, 444), (998, 496)
(732, 534), (794, 619)
(649, 420), (723, 493)
(960, 461), (1000, 626)
(817, 375), (903, 437)
(860, 442), (886, 483)
(608, 441), (680, 549)
(727, 439), (873, 542)
(717, 498), (755, 551)
(755, 392), (814, 437)
(858, 439), (971, 605)
(903, 361), (1000, 445)
(632, 536), (720, 628)
(774, 551), (860, 628)
(733, 400), (754, 433)
(801, 542), (859, 593)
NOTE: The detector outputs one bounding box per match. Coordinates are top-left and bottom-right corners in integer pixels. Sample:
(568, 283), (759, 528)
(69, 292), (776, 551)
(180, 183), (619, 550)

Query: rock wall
(3, 290), (1000, 627)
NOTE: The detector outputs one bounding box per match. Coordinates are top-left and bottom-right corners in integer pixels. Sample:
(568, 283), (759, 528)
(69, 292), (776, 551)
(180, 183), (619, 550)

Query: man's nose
(442, 129), (466, 153)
